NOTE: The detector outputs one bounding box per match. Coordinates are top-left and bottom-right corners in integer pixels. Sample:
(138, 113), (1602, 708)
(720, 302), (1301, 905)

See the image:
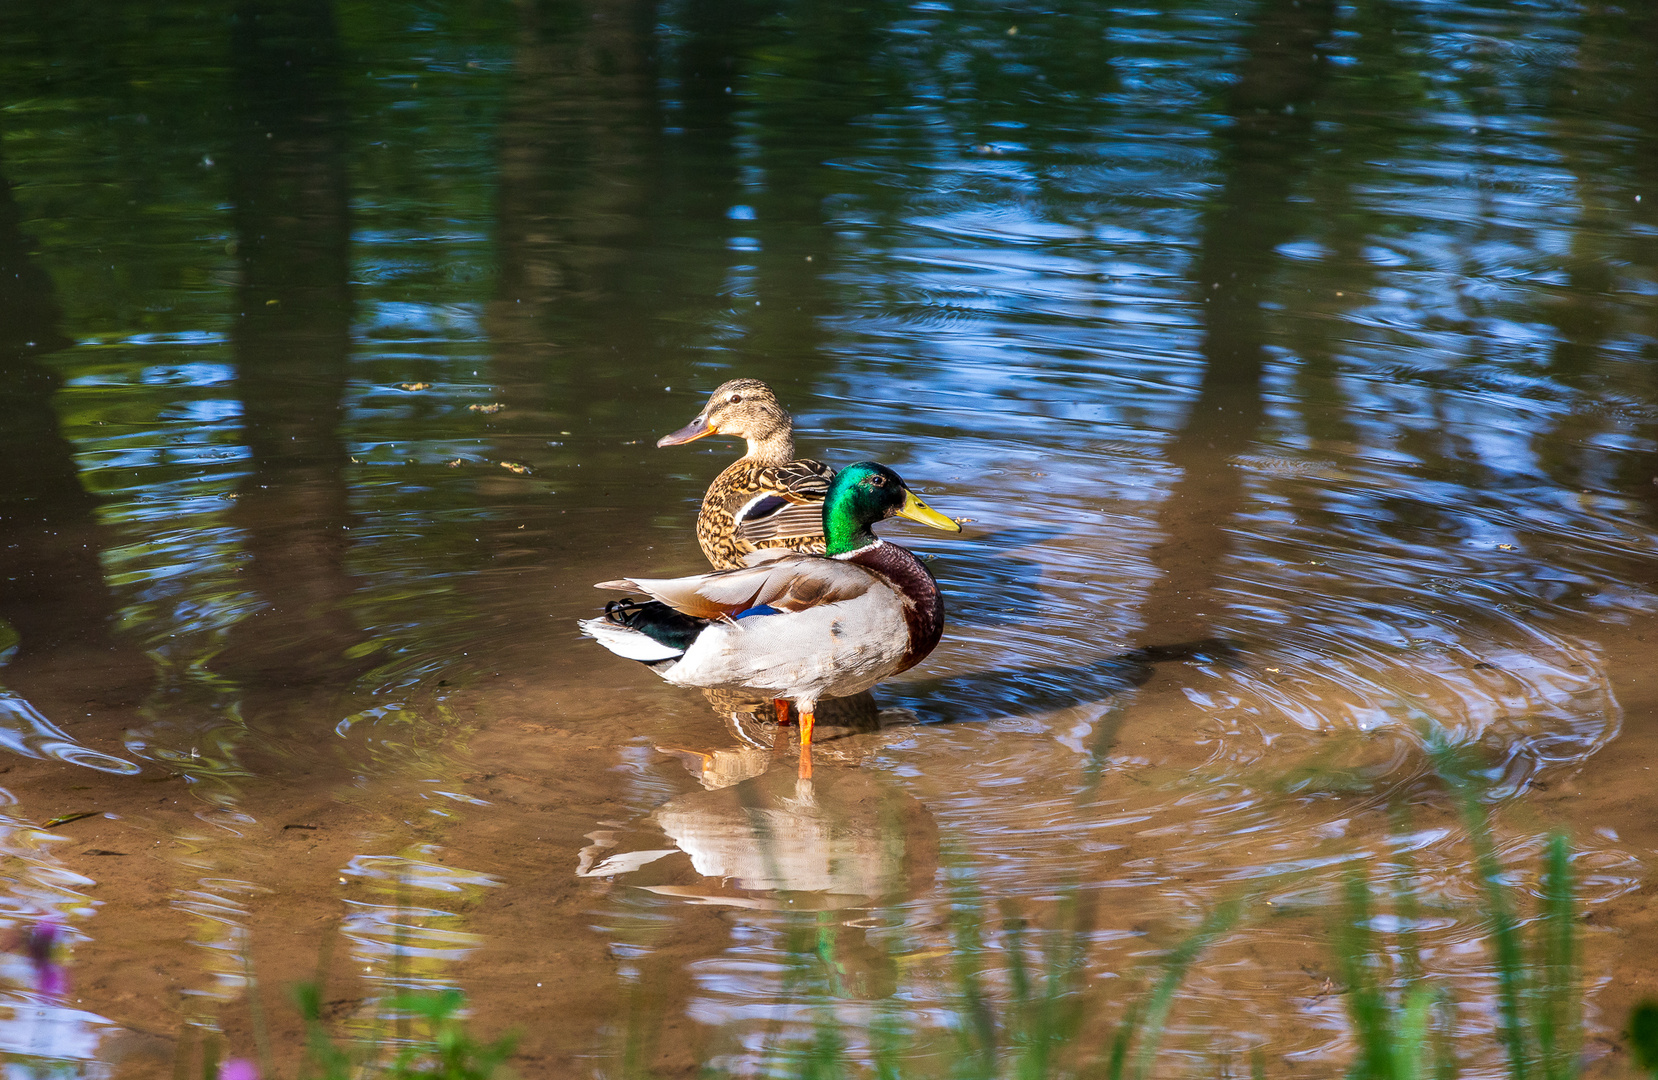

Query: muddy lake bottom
(5, 553), (1657, 1077)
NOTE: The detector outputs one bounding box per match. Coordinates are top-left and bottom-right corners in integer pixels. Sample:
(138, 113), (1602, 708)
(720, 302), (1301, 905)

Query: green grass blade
(1395, 987), (1435, 1080)
(870, 992), (905, 1080)
(1429, 739), (1528, 1080)
(200, 1034), (221, 1080)
(1097, 996), (1142, 1080)
(944, 859), (997, 1078)
(1006, 891), (1091, 1080)
(1005, 909), (1033, 1025)
(1535, 833), (1577, 1080)
(1033, 891), (1092, 1077)
(1002, 911), (1042, 1080)
(1128, 896), (1245, 1080)
(1430, 992), (1459, 1080)
(1335, 864), (1392, 1080)
(1388, 804), (1426, 990)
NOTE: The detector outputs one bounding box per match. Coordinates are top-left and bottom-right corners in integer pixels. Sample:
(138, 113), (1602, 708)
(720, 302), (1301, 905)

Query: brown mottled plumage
(656, 378), (833, 570)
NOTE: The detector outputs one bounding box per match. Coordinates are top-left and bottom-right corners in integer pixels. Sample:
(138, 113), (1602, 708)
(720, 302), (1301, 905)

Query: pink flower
(21, 920), (66, 998)
(219, 1060), (260, 1080)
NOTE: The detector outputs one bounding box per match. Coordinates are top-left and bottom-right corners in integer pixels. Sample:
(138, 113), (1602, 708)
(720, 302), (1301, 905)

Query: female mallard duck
(657, 378), (833, 570)
(579, 462), (961, 776)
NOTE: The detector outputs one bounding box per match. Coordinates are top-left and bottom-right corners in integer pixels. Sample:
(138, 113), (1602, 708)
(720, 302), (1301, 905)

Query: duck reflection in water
(664, 686), (889, 790)
(581, 462), (962, 778)
(579, 765), (938, 910)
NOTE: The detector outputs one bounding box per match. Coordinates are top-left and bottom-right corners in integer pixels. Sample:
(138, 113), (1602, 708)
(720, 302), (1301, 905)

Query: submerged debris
(42, 811), (99, 829)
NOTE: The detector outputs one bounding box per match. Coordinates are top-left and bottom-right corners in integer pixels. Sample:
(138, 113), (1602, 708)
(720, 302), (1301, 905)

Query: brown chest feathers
(847, 541), (946, 672)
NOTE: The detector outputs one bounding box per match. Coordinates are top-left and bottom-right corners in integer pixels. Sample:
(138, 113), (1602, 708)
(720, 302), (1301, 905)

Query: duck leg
(797, 708), (816, 779)
(773, 698), (793, 726)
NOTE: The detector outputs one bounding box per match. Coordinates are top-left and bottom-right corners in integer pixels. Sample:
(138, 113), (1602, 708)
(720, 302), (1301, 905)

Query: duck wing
(597, 554), (879, 621)
(761, 459), (833, 501)
(733, 459), (833, 547)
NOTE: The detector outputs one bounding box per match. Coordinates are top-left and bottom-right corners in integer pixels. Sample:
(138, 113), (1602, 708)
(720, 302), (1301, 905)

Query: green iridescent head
(823, 462), (961, 555)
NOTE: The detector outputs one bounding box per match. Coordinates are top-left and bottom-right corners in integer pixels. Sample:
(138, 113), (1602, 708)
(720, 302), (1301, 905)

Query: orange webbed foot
(797, 709), (816, 779)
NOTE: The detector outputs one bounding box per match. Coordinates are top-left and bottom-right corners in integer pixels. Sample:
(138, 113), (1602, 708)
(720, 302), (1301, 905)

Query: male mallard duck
(579, 462), (961, 776)
(657, 378), (833, 570)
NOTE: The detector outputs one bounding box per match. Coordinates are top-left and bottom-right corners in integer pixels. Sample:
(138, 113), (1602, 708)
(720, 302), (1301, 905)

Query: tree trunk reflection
(1135, 0), (1338, 650)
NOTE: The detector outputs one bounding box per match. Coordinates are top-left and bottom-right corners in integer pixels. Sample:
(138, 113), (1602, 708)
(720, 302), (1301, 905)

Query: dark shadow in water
(490, 0), (665, 391)
(1534, 2), (1658, 543)
(486, 10), (744, 1073)
(484, 0), (696, 563)
(1283, 0), (1432, 457)
(1621, 3), (1658, 532)
(887, 638), (1237, 728)
(1132, 0), (1337, 651)
(1536, 3), (1646, 388)
(485, 0), (840, 402)
(702, 0), (909, 387)
(487, 0), (911, 447)
(0, 142), (146, 706)
(218, 0), (364, 688)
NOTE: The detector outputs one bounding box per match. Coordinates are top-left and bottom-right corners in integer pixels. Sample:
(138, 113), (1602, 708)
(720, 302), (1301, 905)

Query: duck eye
(868, 475), (886, 487)
(729, 393), (743, 403)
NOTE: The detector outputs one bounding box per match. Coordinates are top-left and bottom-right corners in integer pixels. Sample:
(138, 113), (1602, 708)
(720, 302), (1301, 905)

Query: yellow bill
(896, 488), (962, 532)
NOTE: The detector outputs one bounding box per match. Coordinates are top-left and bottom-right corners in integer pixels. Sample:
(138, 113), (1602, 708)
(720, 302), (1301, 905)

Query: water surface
(1, 0), (1657, 1075)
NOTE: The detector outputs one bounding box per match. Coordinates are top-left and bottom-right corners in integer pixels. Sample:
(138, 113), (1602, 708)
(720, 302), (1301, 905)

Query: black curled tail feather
(604, 598), (709, 652)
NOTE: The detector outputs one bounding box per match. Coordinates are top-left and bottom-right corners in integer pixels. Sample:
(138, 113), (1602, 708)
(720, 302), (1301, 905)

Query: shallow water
(1, 0), (1658, 1075)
